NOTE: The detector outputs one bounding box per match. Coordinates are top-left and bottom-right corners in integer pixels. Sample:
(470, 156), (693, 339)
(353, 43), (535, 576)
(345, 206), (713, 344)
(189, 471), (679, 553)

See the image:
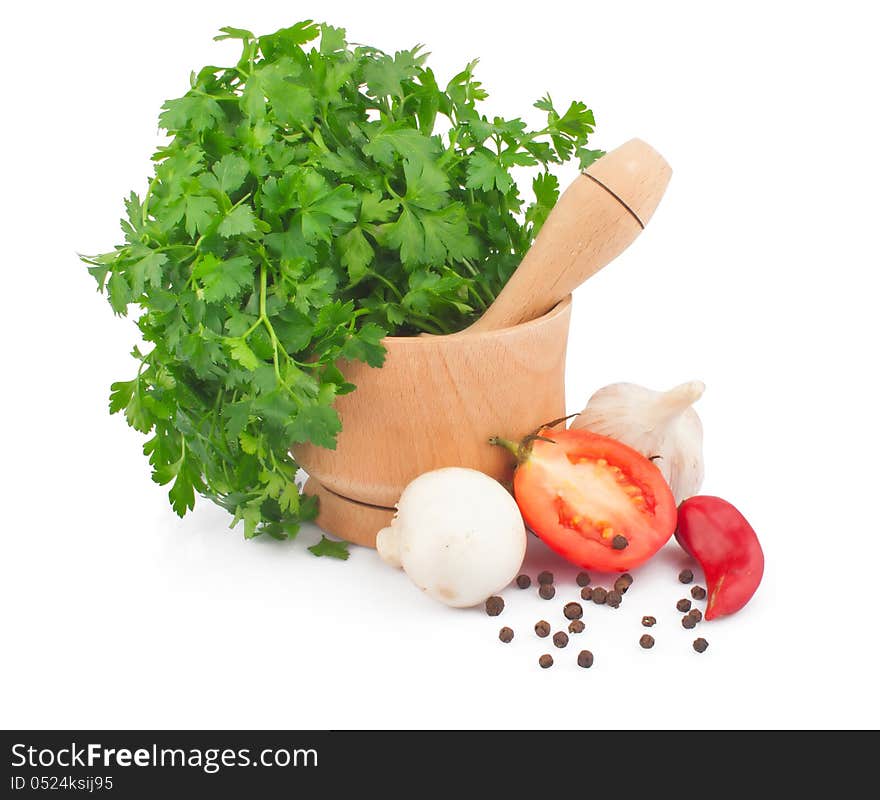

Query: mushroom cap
(393, 467), (526, 607)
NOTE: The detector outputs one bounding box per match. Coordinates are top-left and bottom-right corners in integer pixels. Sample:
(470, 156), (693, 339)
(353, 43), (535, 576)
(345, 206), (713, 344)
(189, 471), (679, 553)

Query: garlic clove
(571, 381), (705, 504)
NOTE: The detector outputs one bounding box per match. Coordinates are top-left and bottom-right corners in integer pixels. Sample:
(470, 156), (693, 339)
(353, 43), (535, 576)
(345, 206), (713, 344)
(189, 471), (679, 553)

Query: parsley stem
(142, 176), (159, 226)
(366, 269), (403, 300)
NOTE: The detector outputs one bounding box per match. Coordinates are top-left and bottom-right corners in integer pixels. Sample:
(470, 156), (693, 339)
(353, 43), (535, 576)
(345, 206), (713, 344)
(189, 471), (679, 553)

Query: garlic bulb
(570, 381), (705, 503)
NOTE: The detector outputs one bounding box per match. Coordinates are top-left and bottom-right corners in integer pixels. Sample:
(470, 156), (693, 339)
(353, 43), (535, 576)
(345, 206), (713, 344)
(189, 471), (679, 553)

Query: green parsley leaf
(218, 205), (257, 237)
(308, 535), (350, 560)
(84, 20), (600, 555)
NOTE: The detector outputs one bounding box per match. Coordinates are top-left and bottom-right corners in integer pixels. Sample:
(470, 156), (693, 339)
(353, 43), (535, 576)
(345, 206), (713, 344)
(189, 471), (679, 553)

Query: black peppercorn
(577, 650), (594, 668)
(537, 570), (554, 585)
(676, 598), (692, 613)
(539, 654), (554, 669)
(485, 596), (504, 616)
(563, 602), (583, 620)
(693, 638), (709, 653)
(515, 574), (531, 589)
(678, 569), (694, 584)
(539, 584), (556, 600)
(568, 619), (585, 634)
(498, 627), (514, 643)
(534, 620), (551, 638)
(576, 571), (591, 587)
(553, 631), (569, 649)
(639, 634), (655, 649)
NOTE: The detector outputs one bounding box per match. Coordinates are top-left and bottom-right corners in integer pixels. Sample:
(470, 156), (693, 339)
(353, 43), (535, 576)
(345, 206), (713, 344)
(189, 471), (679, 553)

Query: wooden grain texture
(294, 296), (571, 527)
(584, 138), (672, 227)
(303, 478), (392, 549)
(467, 138), (670, 333)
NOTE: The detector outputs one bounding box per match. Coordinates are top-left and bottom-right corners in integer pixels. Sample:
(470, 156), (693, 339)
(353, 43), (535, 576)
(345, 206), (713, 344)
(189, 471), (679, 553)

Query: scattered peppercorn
(535, 620), (551, 638)
(568, 619), (585, 634)
(678, 569), (694, 584)
(576, 571), (591, 587)
(606, 590), (622, 608)
(691, 585), (707, 600)
(641, 616), (657, 627)
(639, 634), (655, 649)
(516, 574), (531, 589)
(688, 608), (703, 622)
(553, 631), (569, 648)
(591, 587), (608, 605)
(577, 650), (594, 668)
(498, 627), (514, 643)
(612, 535), (629, 550)
(614, 573), (633, 594)
(681, 614), (697, 629)
(676, 598), (692, 613)
(693, 638), (709, 653)
(537, 570), (554, 585)
(539, 654), (554, 669)
(563, 602), (583, 620)
(580, 587), (593, 601)
(539, 584), (556, 600)
(485, 596), (504, 616)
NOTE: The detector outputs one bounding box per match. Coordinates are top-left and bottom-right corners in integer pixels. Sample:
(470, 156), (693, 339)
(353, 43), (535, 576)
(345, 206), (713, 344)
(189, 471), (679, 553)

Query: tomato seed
(577, 650), (594, 668)
(516, 574), (531, 589)
(580, 586), (593, 601)
(576, 571), (591, 587)
(612, 535), (629, 550)
(568, 619), (585, 634)
(693, 638), (709, 653)
(641, 616), (657, 627)
(614, 573), (633, 594)
(538, 570), (554, 585)
(606, 590), (622, 608)
(563, 602), (583, 620)
(677, 598), (692, 612)
(499, 627), (514, 643)
(678, 569), (694, 584)
(681, 614), (697, 629)
(535, 620), (551, 638)
(691, 585), (707, 600)
(553, 631), (569, 648)
(539, 654), (554, 668)
(591, 587), (608, 605)
(485, 596), (504, 616)
(639, 634), (655, 649)
(688, 608), (703, 622)
(539, 584), (556, 600)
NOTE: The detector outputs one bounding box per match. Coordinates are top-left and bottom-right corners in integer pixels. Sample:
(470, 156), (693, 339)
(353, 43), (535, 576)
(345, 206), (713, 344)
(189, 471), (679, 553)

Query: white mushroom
(376, 467), (526, 608)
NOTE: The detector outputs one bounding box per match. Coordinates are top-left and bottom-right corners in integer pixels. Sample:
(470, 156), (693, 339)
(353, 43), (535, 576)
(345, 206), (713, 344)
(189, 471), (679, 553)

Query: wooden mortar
(294, 296), (572, 547)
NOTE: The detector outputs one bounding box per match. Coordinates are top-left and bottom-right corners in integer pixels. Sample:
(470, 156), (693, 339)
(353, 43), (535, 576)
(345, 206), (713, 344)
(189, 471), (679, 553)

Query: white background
(2, 0), (878, 730)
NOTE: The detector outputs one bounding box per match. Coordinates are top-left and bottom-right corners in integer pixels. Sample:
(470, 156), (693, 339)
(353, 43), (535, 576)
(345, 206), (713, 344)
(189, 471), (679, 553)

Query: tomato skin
(675, 496), (764, 620)
(512, 429), (677, 572)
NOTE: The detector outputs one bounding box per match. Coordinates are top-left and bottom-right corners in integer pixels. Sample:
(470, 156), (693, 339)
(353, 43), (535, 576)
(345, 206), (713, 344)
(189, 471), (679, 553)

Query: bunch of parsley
(82, 21), (602, 556)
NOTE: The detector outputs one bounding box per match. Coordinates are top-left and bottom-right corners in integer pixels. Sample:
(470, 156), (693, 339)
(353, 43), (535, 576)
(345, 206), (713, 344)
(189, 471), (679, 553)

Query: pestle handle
(466, 139), (672, 332)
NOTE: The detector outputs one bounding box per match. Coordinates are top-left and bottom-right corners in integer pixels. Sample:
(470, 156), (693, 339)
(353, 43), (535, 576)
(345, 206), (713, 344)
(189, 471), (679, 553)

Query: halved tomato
(497, 427), (677, 572)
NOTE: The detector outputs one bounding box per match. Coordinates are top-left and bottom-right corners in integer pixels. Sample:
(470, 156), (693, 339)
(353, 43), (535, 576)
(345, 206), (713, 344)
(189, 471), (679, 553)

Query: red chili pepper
(675, 496), (764, 620)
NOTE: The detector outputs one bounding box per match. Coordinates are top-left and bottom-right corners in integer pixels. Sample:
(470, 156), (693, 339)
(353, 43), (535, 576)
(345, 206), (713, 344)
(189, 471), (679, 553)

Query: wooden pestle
(466, 138), (672, 332)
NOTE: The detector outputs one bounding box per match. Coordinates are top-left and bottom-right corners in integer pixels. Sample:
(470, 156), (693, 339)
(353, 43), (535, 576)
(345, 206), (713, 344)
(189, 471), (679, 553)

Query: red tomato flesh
(512, 429), (677, 572)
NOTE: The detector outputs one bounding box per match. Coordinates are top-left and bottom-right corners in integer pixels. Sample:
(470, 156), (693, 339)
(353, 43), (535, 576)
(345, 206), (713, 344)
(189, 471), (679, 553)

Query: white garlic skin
(570, 381), (705, 504)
